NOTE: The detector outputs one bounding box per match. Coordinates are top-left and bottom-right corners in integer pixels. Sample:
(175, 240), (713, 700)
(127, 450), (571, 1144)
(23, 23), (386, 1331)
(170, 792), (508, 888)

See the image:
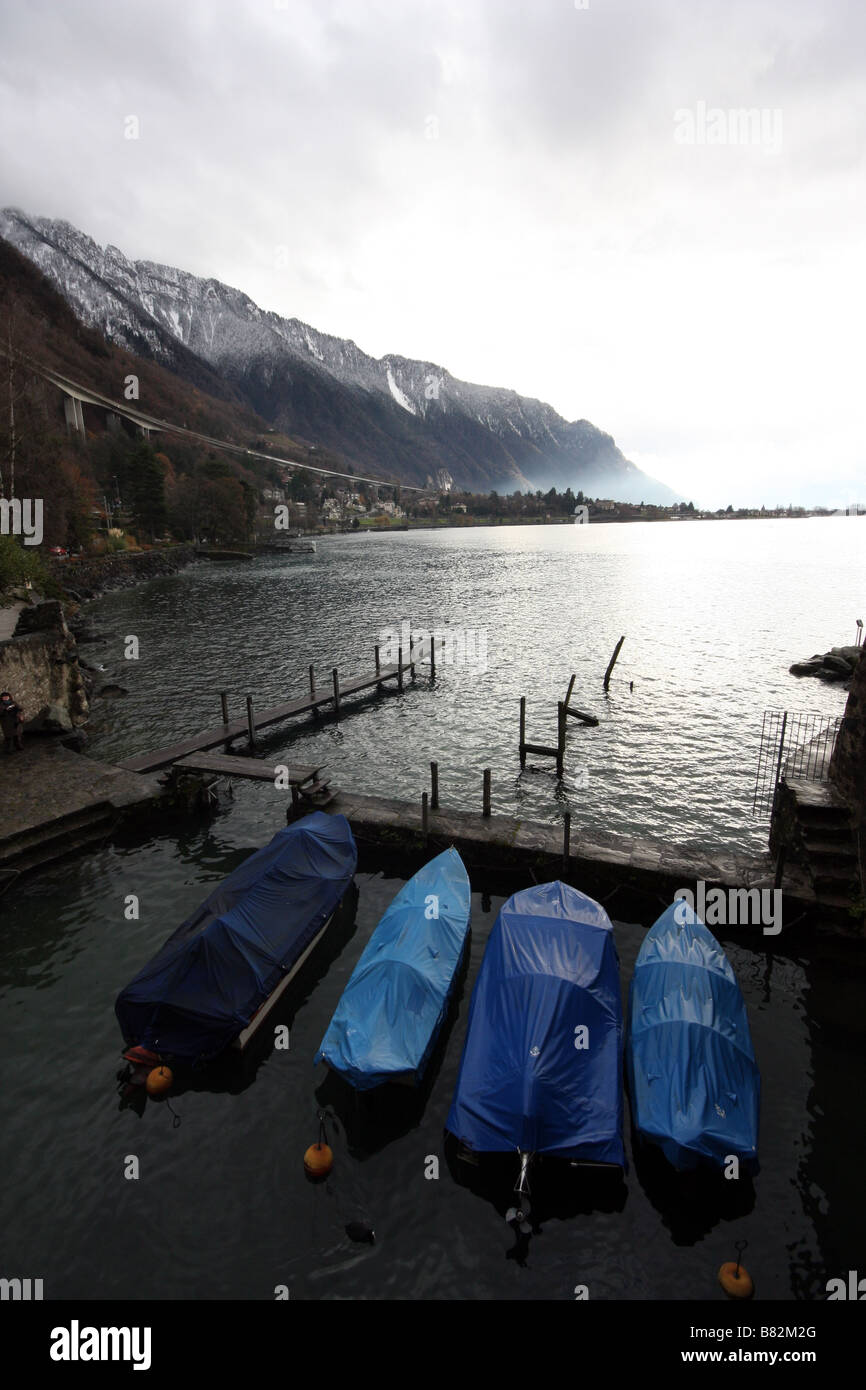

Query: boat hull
(315, 847), (471, 1090)
(115, 812), (357, 1065)
(446, 881), (625, 1167)
(627, 901), (760, 1173)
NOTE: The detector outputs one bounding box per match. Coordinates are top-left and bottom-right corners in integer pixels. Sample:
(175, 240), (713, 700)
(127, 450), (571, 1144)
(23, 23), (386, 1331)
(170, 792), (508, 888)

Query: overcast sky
(1, 0), (863, 506)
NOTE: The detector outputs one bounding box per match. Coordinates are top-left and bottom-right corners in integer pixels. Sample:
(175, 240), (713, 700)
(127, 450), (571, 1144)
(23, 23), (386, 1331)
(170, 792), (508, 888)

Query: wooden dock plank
(116, 663), (410, 773)
(172, 754), (321, 784)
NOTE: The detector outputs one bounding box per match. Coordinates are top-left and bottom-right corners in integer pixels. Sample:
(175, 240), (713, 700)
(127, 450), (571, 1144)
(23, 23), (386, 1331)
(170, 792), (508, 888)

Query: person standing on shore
(0, 691), (25, 753)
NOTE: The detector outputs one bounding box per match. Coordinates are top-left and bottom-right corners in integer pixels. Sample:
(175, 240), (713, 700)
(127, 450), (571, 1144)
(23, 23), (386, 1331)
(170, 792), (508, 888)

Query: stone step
(795, 804), (852, 829)
(800, 821), (853, 845)
(813, 870), (860, 896)
(802, 841), (858, 868)
(0, 805), (117, 871)
(813, 888), (860, 913)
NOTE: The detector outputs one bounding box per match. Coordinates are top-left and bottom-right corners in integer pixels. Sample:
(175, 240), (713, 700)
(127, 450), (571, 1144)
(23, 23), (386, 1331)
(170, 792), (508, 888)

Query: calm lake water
(1, 518), (864, 1301)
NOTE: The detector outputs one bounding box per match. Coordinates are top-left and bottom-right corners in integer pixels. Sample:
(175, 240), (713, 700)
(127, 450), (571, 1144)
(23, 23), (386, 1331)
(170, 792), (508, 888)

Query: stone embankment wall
(831, 651), (866, 826)
(0, 601), (89, 732)
(49, 545), (197, 599)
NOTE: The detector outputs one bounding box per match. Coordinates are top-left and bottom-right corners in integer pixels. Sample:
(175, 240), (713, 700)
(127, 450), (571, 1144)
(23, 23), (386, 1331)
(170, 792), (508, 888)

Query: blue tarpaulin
(315, 847), (471, 1089)
(116, 812), (357, 1063)
(627, 901), (760, 1172)
(446, 881), (625, 1165)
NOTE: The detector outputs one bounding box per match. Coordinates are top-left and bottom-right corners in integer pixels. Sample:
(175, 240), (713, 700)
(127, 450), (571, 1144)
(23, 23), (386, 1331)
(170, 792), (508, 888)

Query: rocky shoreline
(790, 645), (862, 684)
(48, 544), (198, 601)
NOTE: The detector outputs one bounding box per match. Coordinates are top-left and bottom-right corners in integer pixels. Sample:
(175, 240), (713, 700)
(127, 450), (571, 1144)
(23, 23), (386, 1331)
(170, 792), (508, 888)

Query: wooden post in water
(519, 696), (527, 768)
(603, 636), (626, 691)
(408, 623), (415, 679)
(246, 694), (257, 752)
(332, 668), (341, 716)
(564, 674), (576, 710)
(309, 665), (316, 698)
(562, 811), (571, 877)
(431, 761), (439, 810)
(397, 645), (404, 691)
(220, 691), (230, 751)
(430, 633), (436, 680)
(557, 701), (566, 776)
(374, 644), (381, 676)
(483, 768), (491, 817)
(422, 791), (429, 846)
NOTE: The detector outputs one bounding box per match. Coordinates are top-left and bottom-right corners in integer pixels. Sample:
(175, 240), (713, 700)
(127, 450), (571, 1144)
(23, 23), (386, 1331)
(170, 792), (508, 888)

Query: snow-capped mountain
(0, 207), (678, 500)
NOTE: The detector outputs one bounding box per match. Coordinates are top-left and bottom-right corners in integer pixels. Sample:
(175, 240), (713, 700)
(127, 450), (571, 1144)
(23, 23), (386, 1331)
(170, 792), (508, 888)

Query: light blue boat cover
(315, 847), (471, 1089)
(446, 882), (625, 1164)
(627, 901), (760, 1172)
(116, 812), (357, 1063)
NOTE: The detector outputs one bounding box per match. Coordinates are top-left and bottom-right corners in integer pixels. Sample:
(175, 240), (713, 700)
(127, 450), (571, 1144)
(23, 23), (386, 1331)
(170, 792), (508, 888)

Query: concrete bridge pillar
(63, 395), (85, 436)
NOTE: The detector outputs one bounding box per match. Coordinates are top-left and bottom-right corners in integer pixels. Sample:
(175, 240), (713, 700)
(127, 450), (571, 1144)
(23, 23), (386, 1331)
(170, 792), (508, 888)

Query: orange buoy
(718, 1261), (754, 1299)
(146, 1065), (173, 1098)
(304, 1142), (333, 1178)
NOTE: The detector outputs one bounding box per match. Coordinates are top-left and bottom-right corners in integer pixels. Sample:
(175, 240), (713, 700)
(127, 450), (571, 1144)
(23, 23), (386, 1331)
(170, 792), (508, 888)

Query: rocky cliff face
(0, 207), (679, 502)
(0, 601), (89, 734)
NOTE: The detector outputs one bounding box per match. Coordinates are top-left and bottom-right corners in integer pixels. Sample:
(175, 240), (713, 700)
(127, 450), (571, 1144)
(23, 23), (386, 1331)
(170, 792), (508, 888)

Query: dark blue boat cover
(627, 901), (760, 1172)
(116, 813), (357, 1063)
(446, 882), (625, 1164)
(315, 847), (471, 1089)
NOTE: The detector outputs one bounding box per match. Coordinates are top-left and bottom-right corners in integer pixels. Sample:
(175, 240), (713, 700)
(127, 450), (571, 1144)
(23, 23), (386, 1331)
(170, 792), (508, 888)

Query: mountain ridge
(0, 207), (680, 502)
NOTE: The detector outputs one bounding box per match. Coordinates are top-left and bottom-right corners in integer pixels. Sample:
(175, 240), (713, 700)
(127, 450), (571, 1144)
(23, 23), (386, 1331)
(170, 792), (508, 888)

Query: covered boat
(627, 900), (760, 1172)
(116, 812), (357, 1065)
(446, 881), (625, 1177)
(315, 847), (471, 1089)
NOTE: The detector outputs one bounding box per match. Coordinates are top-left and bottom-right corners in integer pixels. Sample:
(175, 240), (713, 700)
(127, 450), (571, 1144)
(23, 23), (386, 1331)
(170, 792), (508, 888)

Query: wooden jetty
(171, 753), (322, 784)
(118, 639), (434, 775)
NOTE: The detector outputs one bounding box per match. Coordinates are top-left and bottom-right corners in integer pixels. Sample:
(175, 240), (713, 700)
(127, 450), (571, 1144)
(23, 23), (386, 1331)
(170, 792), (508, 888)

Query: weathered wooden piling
(421, 790), (429, 844)
(332, 668), (341, 715)
(557, 701), (566, 776)
(309, 665), (316, 698)
(483, 768), (491, 817)
(397, 645), (404, 692)
(220, 691), (230, 751)
(431, 760), (439, 811)
(519, 695), (562, 769)
(603, 636), (626, 691)
(430, 633), (436, 680)
(374, 644), (381, 676)
(246, 694), (257, 751)
(563, 673), (599, 724)
(565, 706), (599, 726)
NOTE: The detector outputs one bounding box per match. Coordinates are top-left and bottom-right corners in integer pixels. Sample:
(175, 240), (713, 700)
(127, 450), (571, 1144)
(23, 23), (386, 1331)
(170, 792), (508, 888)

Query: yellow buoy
(146, 1065), (173, 1098)
(304, 1142), (333, 1178)
(718, 1261), (754, 1299)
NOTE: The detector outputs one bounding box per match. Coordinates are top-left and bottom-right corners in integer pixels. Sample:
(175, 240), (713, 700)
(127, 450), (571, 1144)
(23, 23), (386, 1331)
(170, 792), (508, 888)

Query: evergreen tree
(129, 441), (167, 541)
